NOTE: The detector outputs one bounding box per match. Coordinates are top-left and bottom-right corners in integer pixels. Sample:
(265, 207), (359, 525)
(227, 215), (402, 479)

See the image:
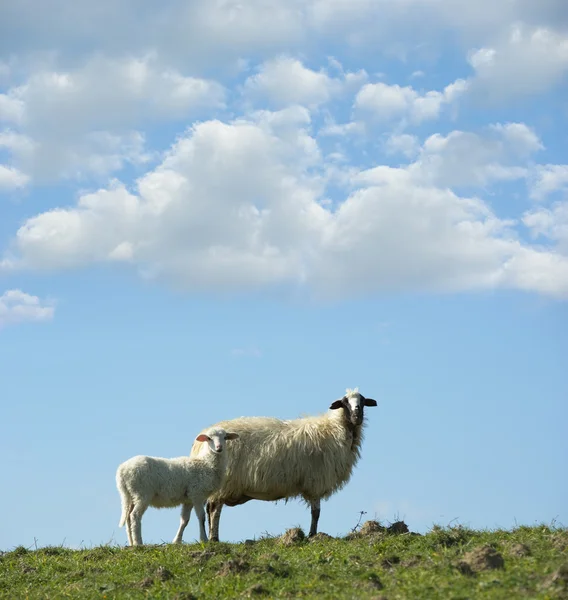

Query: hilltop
(1, 521), (566, 599)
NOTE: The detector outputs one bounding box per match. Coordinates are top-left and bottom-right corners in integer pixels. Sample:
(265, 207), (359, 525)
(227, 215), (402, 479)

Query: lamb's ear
(364, 398), (378, 407)
(196, 434), (211, 442)
(329, 397), (347, 410)
(225, 432), (239, 440)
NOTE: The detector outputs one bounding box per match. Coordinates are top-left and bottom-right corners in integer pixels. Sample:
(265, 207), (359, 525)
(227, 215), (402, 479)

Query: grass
(1, 521), (567, 599)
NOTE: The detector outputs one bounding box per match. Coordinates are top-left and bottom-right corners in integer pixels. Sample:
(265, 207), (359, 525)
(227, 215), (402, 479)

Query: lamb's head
(195, 427), (239, 454)
(329, 387), (377, 427)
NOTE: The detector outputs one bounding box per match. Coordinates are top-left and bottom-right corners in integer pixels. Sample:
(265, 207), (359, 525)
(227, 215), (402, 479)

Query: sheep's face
(329, 390), (377, 426)
(196, 429), (240, 454)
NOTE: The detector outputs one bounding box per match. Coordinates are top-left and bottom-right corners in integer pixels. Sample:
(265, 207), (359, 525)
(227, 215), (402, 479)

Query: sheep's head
(329, 387), (377, 427)
(195, 428), (240, 454)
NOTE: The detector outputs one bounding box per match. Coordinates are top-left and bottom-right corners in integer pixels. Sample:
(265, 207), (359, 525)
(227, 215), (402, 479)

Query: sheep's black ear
(330, 396), (347, 410)
(364, 398), (377, 407)
(225, 432), (239, 440)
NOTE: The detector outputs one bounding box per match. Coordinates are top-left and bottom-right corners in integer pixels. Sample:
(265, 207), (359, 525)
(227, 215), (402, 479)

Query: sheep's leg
(194, 502), (207, 543)
(208, 501), (223, 542)
(125, 502), (135, 546)
(206, 500), (214, 534)
(130, 501), (148, 546)
(173, 503), (192, 544)
(308, 499), (321, 537)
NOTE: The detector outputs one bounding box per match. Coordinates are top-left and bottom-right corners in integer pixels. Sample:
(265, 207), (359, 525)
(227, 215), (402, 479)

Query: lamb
(116, 427), (239, 546)
(190, 388), (377, 541)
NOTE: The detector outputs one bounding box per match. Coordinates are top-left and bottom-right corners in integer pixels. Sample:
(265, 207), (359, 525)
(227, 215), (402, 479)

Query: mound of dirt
(155, 566), (174, 581)
(509, 543), (531, 557)
(308, 532), (334, 542)
(217, 558), (250, 576)
(279, 527), (306, 546)
(387, 521), (409, 535)
(359, 521), (387, 536)
(245, 583), (268, 596)
(543, 564), (568, 592)
(457, 545), (504, 575)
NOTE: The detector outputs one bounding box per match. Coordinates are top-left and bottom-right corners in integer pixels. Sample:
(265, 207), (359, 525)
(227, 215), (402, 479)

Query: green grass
(1, 522), (566, 599)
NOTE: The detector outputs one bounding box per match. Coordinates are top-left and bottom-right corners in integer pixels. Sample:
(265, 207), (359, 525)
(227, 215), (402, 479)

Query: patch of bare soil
(387, 521), (409, 535)
(279, 527), (306, 546)
(509, 543), (531, 557)
(360, 521), (387, 536)
(456, 545), (505, 575)
(381, 555), (401, 569)
(218, 558), (251, 576)
(308, 532), (334, 542)
(244, 583), (269, 596)
(542, 564), (568, 594)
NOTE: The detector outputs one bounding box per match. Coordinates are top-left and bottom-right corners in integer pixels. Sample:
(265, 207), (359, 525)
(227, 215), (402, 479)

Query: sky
(1, 0), (567, 549)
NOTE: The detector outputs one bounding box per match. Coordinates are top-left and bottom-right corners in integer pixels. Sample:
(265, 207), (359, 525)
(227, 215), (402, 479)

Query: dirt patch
(260, 552), (280, 561)
(359, 521), (387, 536)
(308, 532), (334, 542)
(543, 564), (568, 592)
(21, 566), (38, 574)
(173, 594), (197, 600)
(457, 545), (505, 575)
(188, 550), (216, 562)
(509, 543), (531, 557)
(367, 573), (384, 590)
(279, 527), (306, 546)
(244, 583), (268, 596)
(552, 532), (568, 553)
(381, 555), (401, 569)
(155, 566), (174, 581)
(138, 577), (154, 589)
(387, 521), (409, 535)
(218, 558), (251, 576)
(401, 556), (422, 568)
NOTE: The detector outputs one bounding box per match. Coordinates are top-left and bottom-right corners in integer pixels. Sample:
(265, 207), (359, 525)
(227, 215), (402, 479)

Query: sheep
(116, 427), (239, 546)
(189, 388), (377, 541)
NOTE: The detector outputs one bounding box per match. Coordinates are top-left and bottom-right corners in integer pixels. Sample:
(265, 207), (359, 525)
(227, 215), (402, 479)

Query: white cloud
(0, 93), (25, 123)
(385, 134), (419, 158)
(467, 24), (568, 101)
(244, 57), (341, 108)
(0, 54), (225, 182)
(358, 123), (541, 190)
(0, 289), (55, 327)
(354, 78), (468, 125)
(3, 111), (568, 299)
(0, 164), (29, 191)
(523, 201), (568, 253)
(529, 165), (568, 201)
(407, 124), (541, 188)
(319, 120), (365, 138)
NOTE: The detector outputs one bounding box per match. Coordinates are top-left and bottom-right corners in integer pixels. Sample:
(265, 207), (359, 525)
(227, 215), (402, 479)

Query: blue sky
(1, 0), (567, 549)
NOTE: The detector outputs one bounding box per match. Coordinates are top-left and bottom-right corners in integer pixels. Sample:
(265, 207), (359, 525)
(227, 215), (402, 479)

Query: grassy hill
(1, 521), (566, 599)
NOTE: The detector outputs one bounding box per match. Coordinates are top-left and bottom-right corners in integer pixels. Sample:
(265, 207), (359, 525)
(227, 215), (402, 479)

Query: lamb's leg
(125, 502), (135, 546)
(173, 503), (192, 544)
(206, 500), (214, 535)
(130, 501), (148, 546)
(194, 502), (207, 543)
(208, 501), (223, 542)
(308, 499), (321, 537)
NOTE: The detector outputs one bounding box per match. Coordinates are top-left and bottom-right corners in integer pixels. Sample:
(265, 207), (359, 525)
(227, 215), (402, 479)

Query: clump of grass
(1, 522), (565, 599)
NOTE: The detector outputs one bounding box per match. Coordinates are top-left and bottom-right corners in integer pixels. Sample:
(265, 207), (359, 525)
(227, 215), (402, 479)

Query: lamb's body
(116, 428), (238, 545)
(190, 389), (377, 541)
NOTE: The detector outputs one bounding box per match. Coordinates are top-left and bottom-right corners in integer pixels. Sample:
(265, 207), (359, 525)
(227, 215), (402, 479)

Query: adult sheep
(190, 388), (377, 541)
